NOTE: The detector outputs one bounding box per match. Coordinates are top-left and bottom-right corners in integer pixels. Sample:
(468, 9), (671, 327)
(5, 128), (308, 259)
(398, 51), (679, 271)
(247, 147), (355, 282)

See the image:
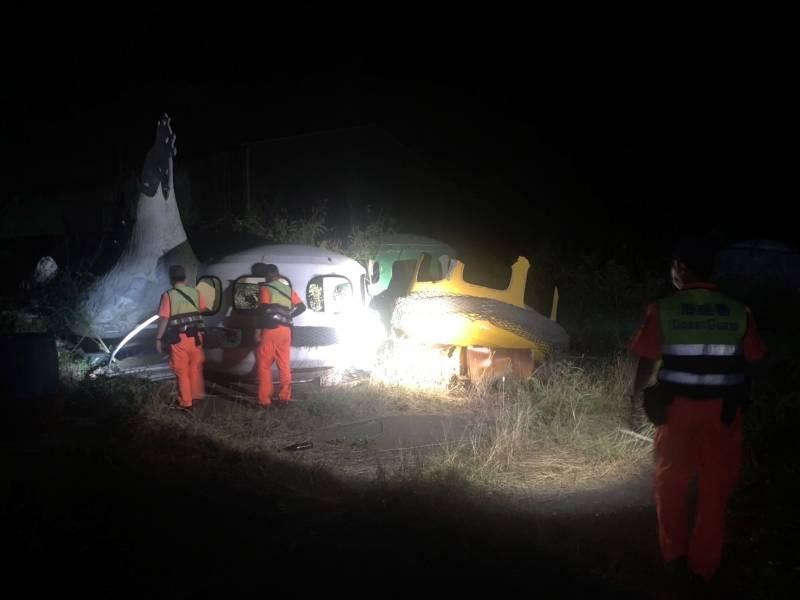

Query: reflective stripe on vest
(168, 313), (204, 327)
(659, 370), (746, 386)
(662, 344), (742, 357)
(658, 288), (747, 392)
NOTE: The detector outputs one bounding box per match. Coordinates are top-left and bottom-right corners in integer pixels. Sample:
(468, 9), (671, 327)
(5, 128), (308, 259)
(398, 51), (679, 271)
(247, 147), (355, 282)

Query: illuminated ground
(3, 378), (796, 596)
(2, 408), (648, 595)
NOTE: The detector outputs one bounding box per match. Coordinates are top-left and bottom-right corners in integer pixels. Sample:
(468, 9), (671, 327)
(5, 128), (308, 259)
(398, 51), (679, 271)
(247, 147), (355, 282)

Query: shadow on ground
(2, 392), (796, 598)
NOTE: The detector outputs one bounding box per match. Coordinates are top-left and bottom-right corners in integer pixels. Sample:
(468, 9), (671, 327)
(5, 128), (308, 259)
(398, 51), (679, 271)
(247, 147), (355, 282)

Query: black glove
(291, 303), (307, 319)
(643, 385), (670, 426)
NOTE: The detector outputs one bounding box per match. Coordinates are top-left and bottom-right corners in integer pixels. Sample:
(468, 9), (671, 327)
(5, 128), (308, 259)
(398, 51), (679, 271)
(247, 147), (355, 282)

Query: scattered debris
(283, 440), (313, 452)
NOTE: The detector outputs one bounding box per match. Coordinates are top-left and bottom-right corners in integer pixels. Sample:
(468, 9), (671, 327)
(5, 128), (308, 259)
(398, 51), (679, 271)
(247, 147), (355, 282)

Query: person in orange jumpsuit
(628, 238), (766, 587)
(156, 265), (207, 411)
(253, 263), (305, 406)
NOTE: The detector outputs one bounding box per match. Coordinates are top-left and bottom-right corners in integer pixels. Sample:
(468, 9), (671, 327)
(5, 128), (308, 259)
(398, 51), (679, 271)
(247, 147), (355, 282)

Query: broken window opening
(307, 275), (354, 313)
(232, 275), (292, 313)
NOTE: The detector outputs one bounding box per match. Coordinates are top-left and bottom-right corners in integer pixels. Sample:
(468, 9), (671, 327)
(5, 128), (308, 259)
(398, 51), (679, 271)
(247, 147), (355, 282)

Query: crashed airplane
(79, 114), (568, 385)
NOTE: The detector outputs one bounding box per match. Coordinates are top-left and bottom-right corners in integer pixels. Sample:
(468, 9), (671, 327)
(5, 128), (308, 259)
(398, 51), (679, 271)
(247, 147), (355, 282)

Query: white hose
(617, 428), (653, 443)
(109, 314), (159, 364)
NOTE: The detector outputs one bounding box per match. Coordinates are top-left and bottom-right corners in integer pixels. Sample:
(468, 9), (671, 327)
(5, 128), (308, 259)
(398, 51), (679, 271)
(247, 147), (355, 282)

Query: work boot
(688, 572), (723, 600)
(664, 557), (691, 596)
(178, 405), (194, 417)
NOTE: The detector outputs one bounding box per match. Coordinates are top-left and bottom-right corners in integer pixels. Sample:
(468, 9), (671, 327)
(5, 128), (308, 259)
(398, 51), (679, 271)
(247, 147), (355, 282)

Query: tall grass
(438, 355), (652, 487)
(62, 353), (650, 494)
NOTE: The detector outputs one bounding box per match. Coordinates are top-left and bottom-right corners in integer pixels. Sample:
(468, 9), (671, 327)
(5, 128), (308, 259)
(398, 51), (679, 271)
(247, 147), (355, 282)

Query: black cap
(253, 263), (279, 278)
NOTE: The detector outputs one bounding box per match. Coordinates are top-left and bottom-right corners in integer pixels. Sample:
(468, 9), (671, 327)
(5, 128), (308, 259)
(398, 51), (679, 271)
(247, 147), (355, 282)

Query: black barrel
(0, 332), (60, 434)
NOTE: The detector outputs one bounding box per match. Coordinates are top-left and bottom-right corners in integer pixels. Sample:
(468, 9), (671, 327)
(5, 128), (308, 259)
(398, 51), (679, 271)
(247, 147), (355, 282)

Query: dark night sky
(4, 7), (796, 265)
